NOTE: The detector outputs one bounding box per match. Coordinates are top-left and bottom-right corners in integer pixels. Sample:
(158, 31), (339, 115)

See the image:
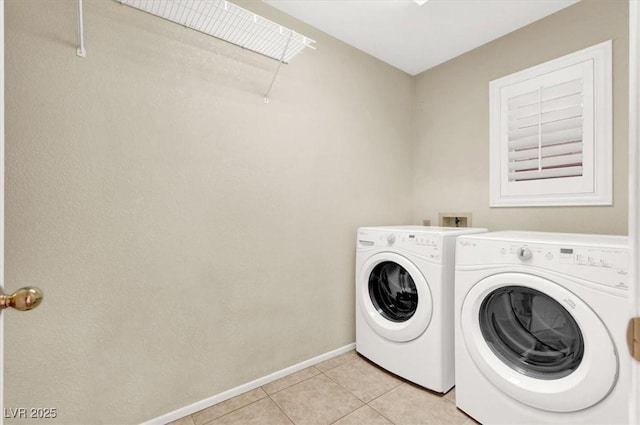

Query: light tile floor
(168, 350), (479, 425)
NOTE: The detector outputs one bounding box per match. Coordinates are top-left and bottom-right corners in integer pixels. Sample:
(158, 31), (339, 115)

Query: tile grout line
(365, 401), (399, 425)
(267, 353), (366, 424)
(266, 392), (297, 425)
(191, 365), (458, 425)
(320, 369), (366, 424)
(196, 395), (269, 425)
(262, 361), (352, 425)
(363, 381), (408, 425)
(320, 368), (366, 402)
(191, 350), (456, 425)
(261, 369), (325, 425)
(261, 365), (323, 397)
(320, 359), (406, 425)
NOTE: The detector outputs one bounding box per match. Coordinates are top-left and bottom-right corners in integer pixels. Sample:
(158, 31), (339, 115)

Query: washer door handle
(628, 317), (640, 362)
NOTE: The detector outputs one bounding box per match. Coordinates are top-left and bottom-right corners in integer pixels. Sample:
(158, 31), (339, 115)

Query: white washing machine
(455, 231), (630, 424)
(356, 225), (487, 392)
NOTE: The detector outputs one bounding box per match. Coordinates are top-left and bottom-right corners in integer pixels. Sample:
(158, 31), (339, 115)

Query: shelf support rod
(264, 34), (292, 104)
(76, 0), (86, 57)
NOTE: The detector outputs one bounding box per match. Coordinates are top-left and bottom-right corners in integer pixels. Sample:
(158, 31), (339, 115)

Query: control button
(387, 234), (396, 245)
(516, 247), (532, 261)
(546, 252), (553, 260)
(500, 248), (506, 255)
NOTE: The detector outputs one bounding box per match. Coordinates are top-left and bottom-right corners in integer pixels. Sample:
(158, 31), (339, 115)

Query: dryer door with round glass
(358, 252), (433, 342)
(459, 272), (617, 413)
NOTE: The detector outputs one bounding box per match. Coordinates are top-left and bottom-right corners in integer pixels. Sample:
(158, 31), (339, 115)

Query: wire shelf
(120, 0), (316, 63)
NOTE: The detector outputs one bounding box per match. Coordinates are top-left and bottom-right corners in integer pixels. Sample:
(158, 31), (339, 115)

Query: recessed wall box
(439, 213), (472, 228)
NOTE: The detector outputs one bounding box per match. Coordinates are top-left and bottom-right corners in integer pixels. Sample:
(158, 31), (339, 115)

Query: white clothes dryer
(356, 225), (487, 393)
(455, 231), (630, 424)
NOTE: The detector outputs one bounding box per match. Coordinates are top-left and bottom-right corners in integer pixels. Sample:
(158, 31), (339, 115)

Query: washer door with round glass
(358, 252), (433, 342)
(460, 272), (618, 412)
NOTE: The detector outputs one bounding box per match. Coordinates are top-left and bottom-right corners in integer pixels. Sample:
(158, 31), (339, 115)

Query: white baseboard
(140, 342), (356, 425)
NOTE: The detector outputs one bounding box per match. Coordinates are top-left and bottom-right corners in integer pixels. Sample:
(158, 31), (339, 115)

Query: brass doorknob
(0, 287), (43, 311)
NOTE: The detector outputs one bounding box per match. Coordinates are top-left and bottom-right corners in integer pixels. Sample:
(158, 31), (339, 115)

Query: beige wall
(413, 0), (629, 235)
(3, 0), (631, 423)
(3, 1), (413, 423)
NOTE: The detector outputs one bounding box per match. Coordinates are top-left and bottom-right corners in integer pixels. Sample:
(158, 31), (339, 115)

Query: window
(489, 41), (612, 207)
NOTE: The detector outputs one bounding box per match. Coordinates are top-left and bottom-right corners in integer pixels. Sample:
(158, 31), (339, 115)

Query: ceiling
(263, 0), (581, 76)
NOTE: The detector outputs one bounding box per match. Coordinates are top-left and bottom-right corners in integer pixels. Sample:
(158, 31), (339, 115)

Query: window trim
(489, 40), (612, 207)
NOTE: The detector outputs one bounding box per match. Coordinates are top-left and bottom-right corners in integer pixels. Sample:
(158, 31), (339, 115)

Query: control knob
(387, 234), (396, 245)
(516, 247), (532, 261)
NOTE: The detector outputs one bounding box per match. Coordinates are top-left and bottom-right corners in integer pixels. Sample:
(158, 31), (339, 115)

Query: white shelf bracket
(120, 0), (315, 103)
(76, 0), (86, 57)
(264, 34), (292, 104)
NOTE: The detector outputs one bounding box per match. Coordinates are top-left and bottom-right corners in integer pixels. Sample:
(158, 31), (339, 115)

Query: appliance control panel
(357, 229), (442, 260)
(457, 237), (629, 290)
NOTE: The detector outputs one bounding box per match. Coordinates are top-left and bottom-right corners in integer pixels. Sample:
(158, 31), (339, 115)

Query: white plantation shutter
(490, 41), (611, 207)
(507, 78), (584, 181)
